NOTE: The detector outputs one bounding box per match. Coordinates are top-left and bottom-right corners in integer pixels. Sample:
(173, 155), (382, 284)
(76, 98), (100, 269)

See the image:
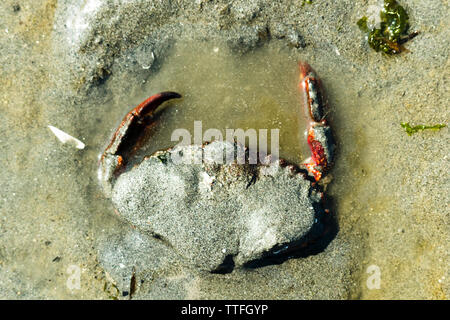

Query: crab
(98, 62), (335, 272)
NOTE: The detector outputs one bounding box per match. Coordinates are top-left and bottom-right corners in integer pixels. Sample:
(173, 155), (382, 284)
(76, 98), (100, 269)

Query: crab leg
(98, 91), (182, 196)
(299, 62), (334, 181)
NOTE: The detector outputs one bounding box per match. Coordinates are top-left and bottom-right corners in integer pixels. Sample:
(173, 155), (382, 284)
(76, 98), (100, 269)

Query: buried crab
(98, 62), (336, 272)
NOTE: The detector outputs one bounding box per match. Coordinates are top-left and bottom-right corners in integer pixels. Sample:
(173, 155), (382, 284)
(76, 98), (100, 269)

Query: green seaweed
(157, 153), (169, 164)
(301, 0), (312, 6)
(357, 0), (416, 54)
(400, 122), (446, 136)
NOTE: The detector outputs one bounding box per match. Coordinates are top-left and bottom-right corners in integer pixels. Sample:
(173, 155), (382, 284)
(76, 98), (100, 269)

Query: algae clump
(357, 0), (417, 54)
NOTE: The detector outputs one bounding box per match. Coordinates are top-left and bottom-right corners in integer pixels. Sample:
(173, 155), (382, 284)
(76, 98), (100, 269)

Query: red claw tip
(298, 61), (312, 79)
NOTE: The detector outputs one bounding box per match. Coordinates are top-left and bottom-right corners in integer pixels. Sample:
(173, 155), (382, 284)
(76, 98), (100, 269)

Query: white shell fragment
(48, 125), (85, 149)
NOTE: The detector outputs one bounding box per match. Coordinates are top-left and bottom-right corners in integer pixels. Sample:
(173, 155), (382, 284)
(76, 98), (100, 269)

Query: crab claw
(299, 62), (334, 181)
(98, 91), (182, 196)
